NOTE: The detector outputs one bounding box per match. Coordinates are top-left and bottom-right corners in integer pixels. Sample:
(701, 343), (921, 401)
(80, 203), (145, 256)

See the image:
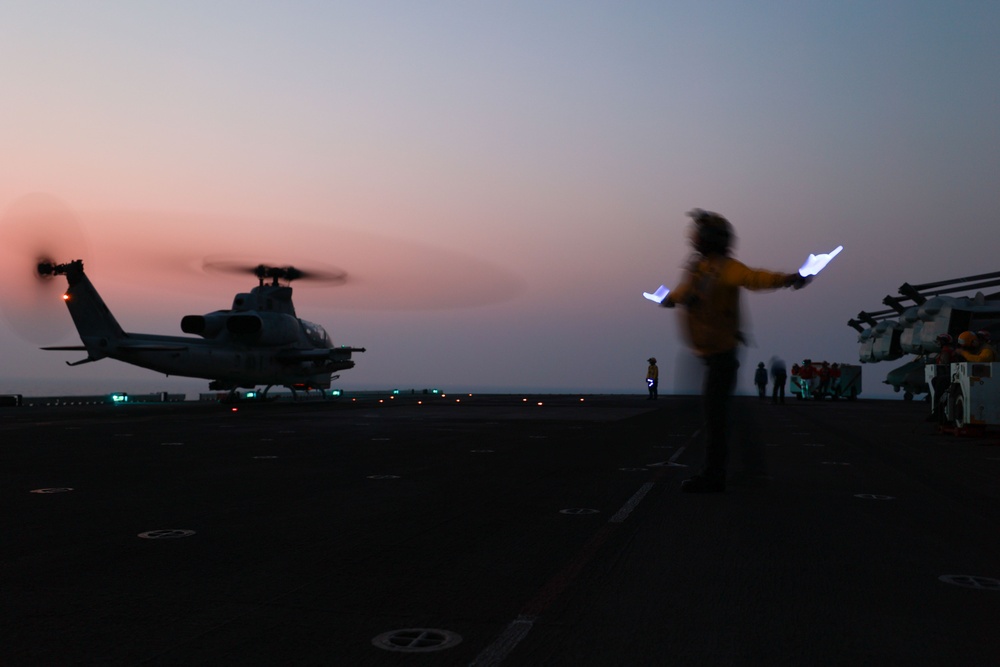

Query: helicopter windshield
(301, 319), (332, 347)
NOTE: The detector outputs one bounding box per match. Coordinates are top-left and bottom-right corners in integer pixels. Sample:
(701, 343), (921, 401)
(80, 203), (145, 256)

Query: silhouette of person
(798, 360), (816, 399)
(817, 361), (831, 398)
(828, 362), (842, 399)
(660, 209), (808, 492)
(754, 362), (768, 400)
(646, 357), (659, 400)
(769, 356), (787, 404)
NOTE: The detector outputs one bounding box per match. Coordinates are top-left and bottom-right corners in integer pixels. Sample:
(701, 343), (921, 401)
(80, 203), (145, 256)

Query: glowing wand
(798, 245), (843, 277)
(642, 285), (670, 304)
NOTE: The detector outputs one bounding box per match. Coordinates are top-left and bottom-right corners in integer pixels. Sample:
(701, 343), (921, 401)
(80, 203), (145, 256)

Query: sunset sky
(1, 2), (998, 398)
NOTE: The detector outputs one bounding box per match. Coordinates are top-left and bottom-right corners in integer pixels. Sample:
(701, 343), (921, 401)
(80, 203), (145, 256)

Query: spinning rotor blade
(0, 194), (90, 343)
(20, 208), (524, 310)
(203, 259), (348, 286)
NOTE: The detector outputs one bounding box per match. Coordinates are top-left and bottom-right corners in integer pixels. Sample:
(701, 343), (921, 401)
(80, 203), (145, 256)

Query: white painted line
(609, 482), (654, 524)
(475, 446), (684, 666)
(647, 444), (690, 468)
(939, 574), (1000, 591)
(469, 615), (536, 667)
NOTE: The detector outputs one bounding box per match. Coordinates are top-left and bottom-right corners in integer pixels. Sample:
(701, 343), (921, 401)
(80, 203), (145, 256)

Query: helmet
(935, 333), (953, 346)
(648, 357), (656, 363)
(977, 330), (992, 343)
(957, 331), (978, 348)
(687, 208), (733, 256)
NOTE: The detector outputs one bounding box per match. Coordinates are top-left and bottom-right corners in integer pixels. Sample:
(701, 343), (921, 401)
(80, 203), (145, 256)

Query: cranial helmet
(957, 331), (978, 348)
(687, 208), (733, 255)
(935, 333), (953, 346)
(976, 330), (992, 343)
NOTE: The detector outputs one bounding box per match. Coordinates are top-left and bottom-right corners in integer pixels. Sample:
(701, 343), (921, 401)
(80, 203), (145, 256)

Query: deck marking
(646, 445), (690, 469)
(939, 574), (1000, 591)
(609, 482), (654, 523)
(471, 439), (694, 666)
(373, 628), (462, 652)
(469, 616), (536, 667)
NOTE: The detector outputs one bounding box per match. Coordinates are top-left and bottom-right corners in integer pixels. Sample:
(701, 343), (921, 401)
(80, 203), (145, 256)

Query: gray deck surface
(2, 394), (998, 665)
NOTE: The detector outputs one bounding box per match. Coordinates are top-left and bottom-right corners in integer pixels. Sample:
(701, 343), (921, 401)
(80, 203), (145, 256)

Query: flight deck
(2, 395), (998, 665)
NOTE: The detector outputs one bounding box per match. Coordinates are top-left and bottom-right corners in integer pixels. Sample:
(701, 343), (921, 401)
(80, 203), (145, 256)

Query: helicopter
(36, 259), (365, 398)
(848, 271), (1000, 399)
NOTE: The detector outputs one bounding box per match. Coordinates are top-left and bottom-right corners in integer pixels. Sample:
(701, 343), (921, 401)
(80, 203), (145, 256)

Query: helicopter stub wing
(115, 343), (189, 351)
(42, 343), (189, 352)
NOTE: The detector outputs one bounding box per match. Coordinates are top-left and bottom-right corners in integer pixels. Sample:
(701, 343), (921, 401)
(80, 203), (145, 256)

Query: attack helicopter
(37, 259), (365, 398)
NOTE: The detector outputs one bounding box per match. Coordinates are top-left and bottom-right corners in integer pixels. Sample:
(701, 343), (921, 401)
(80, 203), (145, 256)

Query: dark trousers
(772, 374), (786, 403)
(702, 350), (739, 480)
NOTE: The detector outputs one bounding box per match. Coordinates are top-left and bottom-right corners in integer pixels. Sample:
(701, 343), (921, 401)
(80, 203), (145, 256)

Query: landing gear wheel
(943, 383), (964, 428)
(953, 392), (966, 430)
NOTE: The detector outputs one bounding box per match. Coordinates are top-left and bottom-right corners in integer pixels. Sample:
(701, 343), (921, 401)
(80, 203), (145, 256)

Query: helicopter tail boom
(37, 260), (126, 362)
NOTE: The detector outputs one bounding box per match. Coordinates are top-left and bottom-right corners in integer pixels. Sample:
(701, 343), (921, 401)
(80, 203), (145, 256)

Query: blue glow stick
(643, 285), (670, 303)
(798, 245), (843, 277)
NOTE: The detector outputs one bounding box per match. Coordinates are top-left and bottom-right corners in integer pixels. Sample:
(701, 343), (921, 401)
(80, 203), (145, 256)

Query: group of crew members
(786, 359), (844, 399)
(751, 358), (845, 402)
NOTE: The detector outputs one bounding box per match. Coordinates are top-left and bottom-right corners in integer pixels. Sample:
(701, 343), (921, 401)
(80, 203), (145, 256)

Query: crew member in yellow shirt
(661, 209), (808, 492)
(955, 331), (996, 362)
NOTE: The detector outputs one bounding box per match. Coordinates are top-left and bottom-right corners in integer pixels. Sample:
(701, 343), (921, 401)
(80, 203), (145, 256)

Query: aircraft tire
(943, 383), (963, 427)
(953, 391), (967, 430)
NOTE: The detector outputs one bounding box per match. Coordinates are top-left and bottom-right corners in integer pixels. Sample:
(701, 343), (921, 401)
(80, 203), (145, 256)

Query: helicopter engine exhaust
(181, 313), (301, 345)
(181, 314), (227, 338)
(226, 313), (301, 345)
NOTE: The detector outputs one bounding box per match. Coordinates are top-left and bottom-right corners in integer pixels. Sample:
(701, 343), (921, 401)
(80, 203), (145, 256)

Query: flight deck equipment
(850, 271), (1000, 400)
(926, 362), (1000, 434)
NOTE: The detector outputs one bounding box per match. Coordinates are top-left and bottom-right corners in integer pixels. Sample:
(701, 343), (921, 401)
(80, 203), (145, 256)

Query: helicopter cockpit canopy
(301, 319), (331, 348)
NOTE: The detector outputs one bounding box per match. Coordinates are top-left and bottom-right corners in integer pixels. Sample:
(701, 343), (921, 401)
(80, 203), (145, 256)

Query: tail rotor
(0, 194), (90, 343)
